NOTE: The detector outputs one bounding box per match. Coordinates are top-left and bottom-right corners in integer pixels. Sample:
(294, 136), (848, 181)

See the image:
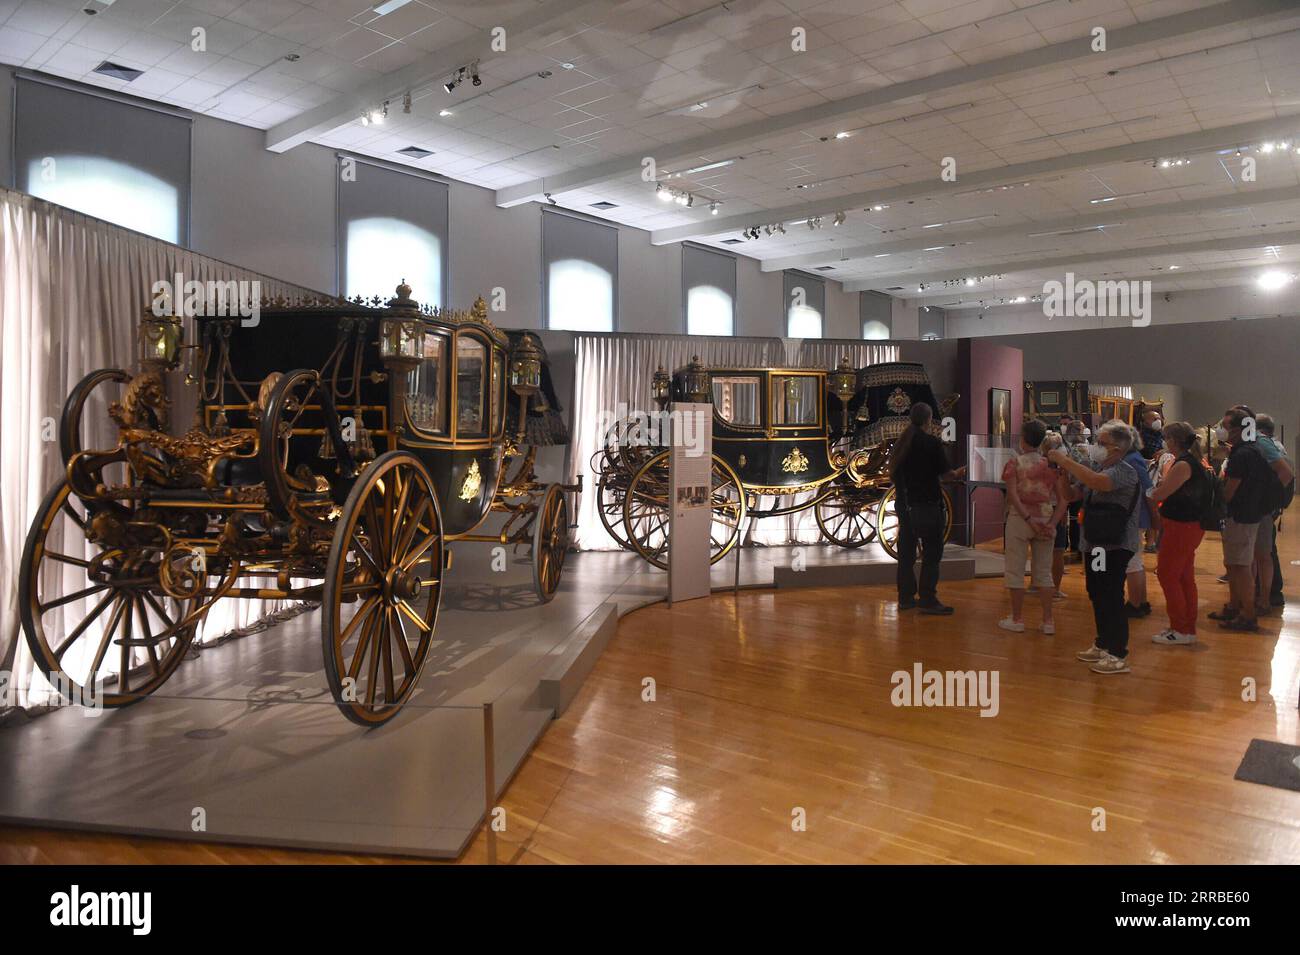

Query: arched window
(862, 320), (890, 340)
(687, 284), (734, 336)
(345, 217), (441, 304)
(547, 258), (614, 332)
(783, 272), (825, 338)
(27, 155), (179, 243)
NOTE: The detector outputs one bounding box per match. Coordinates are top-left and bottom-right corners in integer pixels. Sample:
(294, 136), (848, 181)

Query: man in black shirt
(889, 403), (966, 614)
(1215, 408), (1273, 631)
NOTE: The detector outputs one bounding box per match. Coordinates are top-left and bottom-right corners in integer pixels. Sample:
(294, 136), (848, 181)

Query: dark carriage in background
(1024, 380), (1089, 430)
(596, 357), (958, 567)
(19, 283), (577, 727)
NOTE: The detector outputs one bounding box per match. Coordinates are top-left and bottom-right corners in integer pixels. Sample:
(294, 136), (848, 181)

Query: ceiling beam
(760, 186), (1300, 273)
(264, 0), (626, 153)
(653, 115), (1300, 246)
(842, 229), (1300, 292)
(915, 263), (1300, 309)
(495, 0), (1298, 208)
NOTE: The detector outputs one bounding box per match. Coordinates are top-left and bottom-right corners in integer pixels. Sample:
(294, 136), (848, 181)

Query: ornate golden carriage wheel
(876, 486), (954, 560)
(19, 479), (199, 708)
(59, 367), (133, 467)
(622, 450), (746, 571)
(814, 484), (882, 548)
(321, 451), (443, 727)
(532, 483), (569, 603)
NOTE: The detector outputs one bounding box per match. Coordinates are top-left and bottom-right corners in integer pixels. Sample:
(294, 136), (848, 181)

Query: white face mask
(1086, 443), (1108, 464)
(1150, 418), (1163, 430)
(1214, 425), (1229, 442)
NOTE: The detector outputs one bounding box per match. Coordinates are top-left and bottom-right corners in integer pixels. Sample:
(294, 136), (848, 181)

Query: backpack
(1199, 463), (1225, 531)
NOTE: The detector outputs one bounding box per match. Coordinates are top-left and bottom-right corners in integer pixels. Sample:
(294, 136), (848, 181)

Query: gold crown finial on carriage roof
(396, 278), (412, 300)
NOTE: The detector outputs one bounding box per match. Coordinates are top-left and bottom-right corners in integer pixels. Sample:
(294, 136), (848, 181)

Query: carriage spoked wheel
(18, 479), (198, 708)
(814, 485), (882, 548)
(595, 471), (634, 552)
(622, 450), (746, 571)
(322, 451), (444, 727)
(532, 483), (569, 603)
(59, 369), (134, 478)
(875, 486), (954, 560)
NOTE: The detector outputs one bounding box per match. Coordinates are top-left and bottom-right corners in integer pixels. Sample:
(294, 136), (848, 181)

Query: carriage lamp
(509, 334), (543, 396)
(651, 365), (671, 408)
(828, 356), (857, 433)
(138, 312), (184, 371)
(379, 281), (425, 372)
(681, 356), (710, 404)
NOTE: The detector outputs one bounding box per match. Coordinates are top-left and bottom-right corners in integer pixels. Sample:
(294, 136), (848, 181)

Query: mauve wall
(959, 339), (1023, 544)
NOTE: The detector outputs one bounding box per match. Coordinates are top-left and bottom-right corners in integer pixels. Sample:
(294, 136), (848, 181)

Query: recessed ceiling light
(439, 109), (452, 117)
(92, 61), (144, 82)
(397, 146), (433, 159)
(561, 63), (575, 70)
(372, 0), (414, 15)
(590, 201), (618, 209)
(721, 238), (744, 245)
(1257, 270), (1291, 290)
(835, 131), (850, 140)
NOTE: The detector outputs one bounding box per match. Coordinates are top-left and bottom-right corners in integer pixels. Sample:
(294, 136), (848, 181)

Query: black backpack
(1199, 462), (1225, 531)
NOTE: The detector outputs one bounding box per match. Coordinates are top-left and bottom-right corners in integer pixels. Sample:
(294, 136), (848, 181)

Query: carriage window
(491, 350), (504, 434)
(712, 376), (761, 427)
(456, 336), (487, 436)
(771, 375), (819, 426)
(407, 333), (446, 433)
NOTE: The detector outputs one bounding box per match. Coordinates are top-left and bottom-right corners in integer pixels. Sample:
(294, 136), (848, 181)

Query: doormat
(1233, 739), (1300, 793)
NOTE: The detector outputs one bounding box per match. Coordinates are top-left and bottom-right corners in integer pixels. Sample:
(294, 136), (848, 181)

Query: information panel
(668, 403), (713, 604)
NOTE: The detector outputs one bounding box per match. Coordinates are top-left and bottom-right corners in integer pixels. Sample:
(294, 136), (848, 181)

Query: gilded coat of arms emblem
(781, 447), (809, 473)
(459, 459), (482, 501)
(886, 387), (912, 415)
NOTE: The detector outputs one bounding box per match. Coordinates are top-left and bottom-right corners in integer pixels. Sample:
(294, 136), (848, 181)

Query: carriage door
(769, 373), (823, 486)
(408, 331), (447, 435)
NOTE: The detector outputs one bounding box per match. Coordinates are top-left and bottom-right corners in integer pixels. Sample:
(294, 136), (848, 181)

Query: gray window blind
(337, 157), (449, 306)
(861, 290), (892, 339)
(14, 76), (192, 244)
(783, 271), (825, 337)
(543, 209), (618, 331)
(682, 243), (736, 335)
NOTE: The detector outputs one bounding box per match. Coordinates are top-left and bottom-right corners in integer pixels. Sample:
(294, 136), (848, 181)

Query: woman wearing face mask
(1148, 422), (1209, 645)
(1047, 420), (1143, 674)
(999, 419), (1068, 633)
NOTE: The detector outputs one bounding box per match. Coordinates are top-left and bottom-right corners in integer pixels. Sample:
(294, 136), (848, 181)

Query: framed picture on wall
(990, 387), (1011, 436)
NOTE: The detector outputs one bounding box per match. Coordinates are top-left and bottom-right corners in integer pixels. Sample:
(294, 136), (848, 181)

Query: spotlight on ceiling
(709, 202), (718, 215)
(1257, 270), (1291, 290)
(402, 92), (412, 113)
(833, 211), (846, 226)
(656, 183), (671, 201)
(439, 109), (452, 117)
(471, 60), (482, 86)
(834, 131), (849, 140)
(965, 277), (976, 287)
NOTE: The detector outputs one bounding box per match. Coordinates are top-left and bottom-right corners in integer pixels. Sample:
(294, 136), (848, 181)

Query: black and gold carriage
(19, 283), (575, 726)
(596, 357), (957, 567)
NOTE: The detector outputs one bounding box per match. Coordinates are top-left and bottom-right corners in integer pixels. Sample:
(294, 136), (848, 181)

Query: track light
(656, 183), (671, 201)
(471, 60), (481, 86)
(402, 92), (411, 114)
(833, 211), (846, 226)
(709, 202), (718, 215)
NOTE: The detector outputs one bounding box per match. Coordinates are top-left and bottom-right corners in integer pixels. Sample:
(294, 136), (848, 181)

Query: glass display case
(967, 433), (1017, 485)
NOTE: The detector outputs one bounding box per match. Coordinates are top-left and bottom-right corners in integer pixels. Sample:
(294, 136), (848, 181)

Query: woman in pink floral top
(1000, 419), (1069, 634)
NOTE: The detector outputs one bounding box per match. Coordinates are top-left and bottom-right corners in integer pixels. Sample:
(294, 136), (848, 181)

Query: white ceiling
(4, 0), (1300, 302)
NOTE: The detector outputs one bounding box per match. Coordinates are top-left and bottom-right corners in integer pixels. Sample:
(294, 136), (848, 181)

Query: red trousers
(1157, 518), (1204, 634)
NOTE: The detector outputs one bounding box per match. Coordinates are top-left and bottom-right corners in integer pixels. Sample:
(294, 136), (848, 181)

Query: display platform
(0, 538), (995, 859)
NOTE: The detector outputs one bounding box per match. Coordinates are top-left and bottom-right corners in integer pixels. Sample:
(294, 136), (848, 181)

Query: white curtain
(1090, 384), (1134, 399)
(567, 332), (898, 550)
(0, 187), (318, 711)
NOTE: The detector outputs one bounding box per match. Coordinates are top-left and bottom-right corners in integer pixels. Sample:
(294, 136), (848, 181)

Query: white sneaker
(1053, 590), (1068, 601)
(1041, 621), (1056, 635)
(1076, 644), (1105, 662)
(998, 617), (1025, 633)
(1090, 652), (1131, 674)
(1152, 629), (1196, 646)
